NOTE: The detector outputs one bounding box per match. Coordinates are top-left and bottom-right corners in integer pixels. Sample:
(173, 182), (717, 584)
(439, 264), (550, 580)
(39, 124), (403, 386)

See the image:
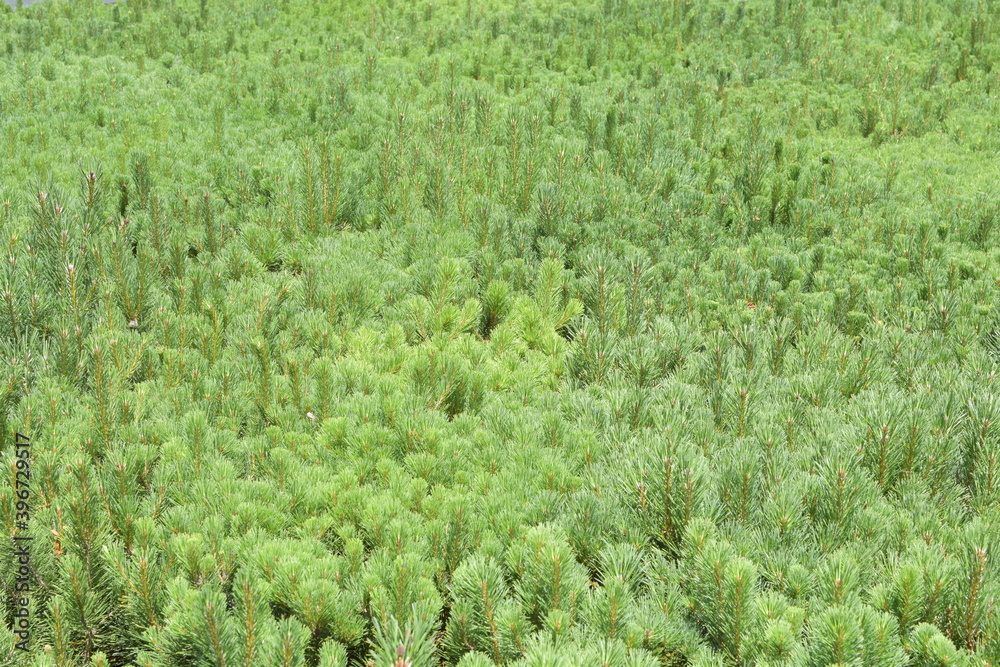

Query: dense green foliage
(1, 0), (1000, 664)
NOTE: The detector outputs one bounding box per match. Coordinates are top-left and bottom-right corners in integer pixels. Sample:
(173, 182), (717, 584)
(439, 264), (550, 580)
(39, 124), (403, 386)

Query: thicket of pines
(1, 0), (999, 664)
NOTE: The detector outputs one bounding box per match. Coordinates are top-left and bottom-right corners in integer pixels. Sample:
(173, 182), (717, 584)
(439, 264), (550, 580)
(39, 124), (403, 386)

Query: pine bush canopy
(1, 0), (1000, 665)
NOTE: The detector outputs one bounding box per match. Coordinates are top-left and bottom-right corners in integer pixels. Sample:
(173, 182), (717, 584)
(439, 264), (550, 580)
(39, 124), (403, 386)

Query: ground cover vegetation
(0, 0), (999, 664)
